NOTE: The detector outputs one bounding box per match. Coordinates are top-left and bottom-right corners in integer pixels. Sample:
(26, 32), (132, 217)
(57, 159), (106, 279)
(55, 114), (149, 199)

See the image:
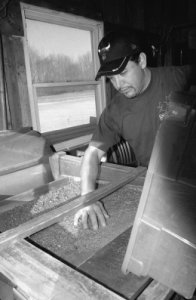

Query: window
(21, 3), (105, 143)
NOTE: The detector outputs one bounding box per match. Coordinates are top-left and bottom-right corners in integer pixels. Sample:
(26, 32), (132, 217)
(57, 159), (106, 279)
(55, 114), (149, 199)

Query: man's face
(107, 58), (146, 99)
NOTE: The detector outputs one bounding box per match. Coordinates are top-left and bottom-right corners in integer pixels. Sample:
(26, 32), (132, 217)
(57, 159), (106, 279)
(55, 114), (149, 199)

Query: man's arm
(74, 145), (109, 230)
(80, 145), (105, 195)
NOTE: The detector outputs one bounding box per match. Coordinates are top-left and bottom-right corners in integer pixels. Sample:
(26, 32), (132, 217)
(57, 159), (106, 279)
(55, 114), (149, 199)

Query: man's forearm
(80, 149), (100, 195)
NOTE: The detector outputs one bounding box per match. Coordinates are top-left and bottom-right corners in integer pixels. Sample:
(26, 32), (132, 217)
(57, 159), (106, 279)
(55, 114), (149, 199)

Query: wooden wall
(0, 0), (195, 130)
(0, 0), (195, 38)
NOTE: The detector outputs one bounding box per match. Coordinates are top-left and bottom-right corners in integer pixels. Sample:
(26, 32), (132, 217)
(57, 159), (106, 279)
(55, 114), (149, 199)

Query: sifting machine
(0, 91), (195, 300)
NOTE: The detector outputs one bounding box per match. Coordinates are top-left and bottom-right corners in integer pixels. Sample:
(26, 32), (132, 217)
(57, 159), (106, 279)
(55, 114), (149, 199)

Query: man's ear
(139, 52), (147, 69)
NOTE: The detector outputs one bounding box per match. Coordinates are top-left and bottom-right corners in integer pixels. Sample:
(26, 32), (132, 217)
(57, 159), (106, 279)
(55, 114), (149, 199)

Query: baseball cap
(95, 31), (141, 80)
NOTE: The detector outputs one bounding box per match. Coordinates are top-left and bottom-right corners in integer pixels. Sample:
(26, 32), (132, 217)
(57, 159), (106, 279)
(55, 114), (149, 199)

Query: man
(74, 31), (193, 231)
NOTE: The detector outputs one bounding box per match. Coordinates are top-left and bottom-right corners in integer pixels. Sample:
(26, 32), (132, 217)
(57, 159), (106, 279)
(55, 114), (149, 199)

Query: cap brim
(95, 56), (130, 80)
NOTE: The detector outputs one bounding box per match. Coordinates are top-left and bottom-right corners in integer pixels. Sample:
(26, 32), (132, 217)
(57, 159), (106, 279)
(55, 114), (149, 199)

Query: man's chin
(122, 90), (137, 99)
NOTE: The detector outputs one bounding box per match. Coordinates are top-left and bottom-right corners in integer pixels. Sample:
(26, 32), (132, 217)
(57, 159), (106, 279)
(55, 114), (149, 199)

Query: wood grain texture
(2, 35), (31, 129)
(58, 154), (145, 181)
(0, 239), (125, 300)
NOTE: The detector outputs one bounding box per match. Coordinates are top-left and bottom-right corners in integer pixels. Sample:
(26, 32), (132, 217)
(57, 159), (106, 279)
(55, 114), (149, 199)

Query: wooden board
(79, 228), (151, 299)
(0, 239), (125, 300)
(2, 35), (31, 128)
(53, 134), (92, 152)
(49, 153), (143, 181)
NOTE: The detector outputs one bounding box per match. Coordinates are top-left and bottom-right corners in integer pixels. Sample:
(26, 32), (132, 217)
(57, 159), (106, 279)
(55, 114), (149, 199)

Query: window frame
(20, 2), (106, 145)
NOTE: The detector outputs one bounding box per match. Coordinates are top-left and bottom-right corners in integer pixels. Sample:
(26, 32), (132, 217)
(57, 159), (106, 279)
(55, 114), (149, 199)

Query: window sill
(43, 123), (95, 151)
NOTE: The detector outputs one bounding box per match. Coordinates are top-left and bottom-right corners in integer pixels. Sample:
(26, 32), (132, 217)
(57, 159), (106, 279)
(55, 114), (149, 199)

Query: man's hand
(74, 201), (109, 230)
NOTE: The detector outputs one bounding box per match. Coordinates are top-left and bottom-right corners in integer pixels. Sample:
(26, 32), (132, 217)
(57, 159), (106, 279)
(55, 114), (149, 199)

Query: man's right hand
(74, 201), (109, 230)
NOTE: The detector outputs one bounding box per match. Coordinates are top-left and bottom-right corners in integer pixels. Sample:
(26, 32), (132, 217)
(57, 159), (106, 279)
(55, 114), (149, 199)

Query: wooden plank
(0, 239), (125, 300)
(13, 36), (31, 127)
(58, 154), (144, 181)
(43, 123), (95, 146)
(54, 134), (92, 151)
(2, 35), (31, 128)
(79, 228), (151, 299)
(49, 151), (67, 180)
(2, 35), (21, 128)
(0, 167), (145, 250)
(0, 36), (7, 131)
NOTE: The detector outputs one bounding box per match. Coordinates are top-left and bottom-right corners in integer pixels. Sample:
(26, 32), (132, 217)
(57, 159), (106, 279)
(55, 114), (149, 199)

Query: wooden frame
(20, 2), (106, 145)
(0, 155), (146, 250)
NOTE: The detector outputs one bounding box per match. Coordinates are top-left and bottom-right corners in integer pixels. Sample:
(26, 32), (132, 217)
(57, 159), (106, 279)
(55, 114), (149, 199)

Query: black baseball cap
(95, 31), (141, 80)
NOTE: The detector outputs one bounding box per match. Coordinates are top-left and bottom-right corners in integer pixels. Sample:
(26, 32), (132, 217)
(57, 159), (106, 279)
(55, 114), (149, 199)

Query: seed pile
(0, 174), (143, 268)
(0, 177), (80, 232)
(31, 185), (142, 266)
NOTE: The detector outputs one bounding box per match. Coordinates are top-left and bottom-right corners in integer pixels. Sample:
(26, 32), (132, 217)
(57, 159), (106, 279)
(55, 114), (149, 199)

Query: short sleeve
(90, 107), (121, 152)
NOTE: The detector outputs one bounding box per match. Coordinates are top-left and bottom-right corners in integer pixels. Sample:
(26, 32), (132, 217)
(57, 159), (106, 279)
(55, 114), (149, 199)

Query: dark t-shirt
(90, 65), (192, 166)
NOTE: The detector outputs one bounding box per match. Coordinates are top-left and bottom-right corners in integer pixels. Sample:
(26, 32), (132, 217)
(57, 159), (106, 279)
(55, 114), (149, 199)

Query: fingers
(97, 201), (110, 219)
(82, 210), (88, 229)
(74, 209), (84, 227)
(73, 202), (109, 231)
(89, 208), (99, 230)
(74, 206), (98, 230)
(92, 202), (109, 229)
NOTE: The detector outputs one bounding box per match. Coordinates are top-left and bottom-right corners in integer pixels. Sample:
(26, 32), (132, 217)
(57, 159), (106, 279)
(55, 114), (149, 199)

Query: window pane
(35, 85), (96, 132)
(26, 19), (94, 82)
